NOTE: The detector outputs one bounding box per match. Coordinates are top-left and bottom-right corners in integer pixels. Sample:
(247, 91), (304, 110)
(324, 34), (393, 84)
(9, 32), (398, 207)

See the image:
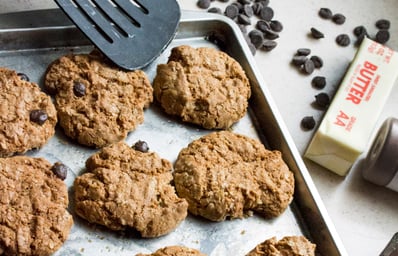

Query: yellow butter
(304, 38), (398, 176)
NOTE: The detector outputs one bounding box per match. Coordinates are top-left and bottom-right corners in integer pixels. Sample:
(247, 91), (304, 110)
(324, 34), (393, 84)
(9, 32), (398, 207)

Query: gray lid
(362, 117), (398, 186)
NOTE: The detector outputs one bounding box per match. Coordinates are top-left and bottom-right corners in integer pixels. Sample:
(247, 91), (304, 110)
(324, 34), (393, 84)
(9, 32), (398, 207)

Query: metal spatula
(55, 0), (181, 70)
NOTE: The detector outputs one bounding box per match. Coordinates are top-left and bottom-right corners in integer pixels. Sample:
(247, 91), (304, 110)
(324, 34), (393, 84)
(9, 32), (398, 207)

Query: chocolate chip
(197, 0), (211, 9)
(303, 59), (315, 74)
(270, 20), (283, 32)
(263, 28), (279, 40)
(355, 33), (368, 46)
(262, 40), (277, 51)
(314, 92), (330, 109)
(133, 140), (149, 153)
(301, 116), (316, 130)
(258, 0), (270, 7)
(248, 29), (264, 48)
(208, 7), (222, 14)
(17, 72), (30, 81)
(256, 20), (271, 33)
(292, 56), (308, 66)
(51, 162), (69, 180)
(332, 13), (346, 25)
(238, 0), (251, 4)
(259, 6), (274, 21)
(312, 76), (326, 89)
(353, 25), (368, 37)
(238, 14), (252, 25)
(319, 8), (333, 19)
(252, 2), (263, 16)
(297, 48), (311, 56)
(243, 4), (254, 17)
(73, 81), (86, 97)
(310, 55), (323, 68)
(224, 4), (239, 19)
(310, 27), (324, 39)
(336, 34), (351, 46)
(375, 30), (390, 44)
(376, 19), (391, 30)
(30, 109), (48, 125)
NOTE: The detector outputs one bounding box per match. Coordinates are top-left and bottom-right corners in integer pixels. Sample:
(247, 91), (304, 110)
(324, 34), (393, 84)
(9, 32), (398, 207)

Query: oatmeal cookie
(246, 236), (316, 256)
(173, 131), (294, 221)
(0, 156), (73, 256)
(0, 67), (57, 157)
(153, 45), (251, 129)
(44, 51), (153, 148)
(136, 246), (206, 256)
(74, 141), (188, 237)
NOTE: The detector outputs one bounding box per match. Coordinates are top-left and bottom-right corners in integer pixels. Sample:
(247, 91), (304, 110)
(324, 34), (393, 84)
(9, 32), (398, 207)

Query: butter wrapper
(304, 38), (398, 176)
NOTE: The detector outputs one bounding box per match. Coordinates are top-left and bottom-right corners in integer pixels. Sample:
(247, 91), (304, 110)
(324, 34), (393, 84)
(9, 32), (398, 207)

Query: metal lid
(362, 117), (398, 186)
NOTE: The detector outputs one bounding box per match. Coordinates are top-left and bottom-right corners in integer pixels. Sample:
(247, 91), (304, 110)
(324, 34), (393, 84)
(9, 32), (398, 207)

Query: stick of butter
(304, 37), (398, 176)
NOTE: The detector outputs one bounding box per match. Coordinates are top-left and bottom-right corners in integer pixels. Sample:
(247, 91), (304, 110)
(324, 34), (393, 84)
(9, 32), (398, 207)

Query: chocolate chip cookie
(0, 156), (73, 255)
(173, 131), (294, 221)
(246, 236), (316, 256)
(44, 50), (153, 148)
(74, 141), (188, 237)
(0, 67), (57, 157)
(136, 246), (206, 256)
(153, 45), (251, 129)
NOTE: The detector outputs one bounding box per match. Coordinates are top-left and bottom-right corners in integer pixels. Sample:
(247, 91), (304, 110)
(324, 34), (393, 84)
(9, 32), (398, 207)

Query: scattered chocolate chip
(303, 59), (315, 74)
(375, 29), (390, 44)
(17, 72), (30, 81)
(312, 76), (327, 89)
(314, 92), (330, 109)
(319, 8), (333, 19)
(197, 0), (211, 9)
(262, 40), (277, 51)
(336, 34), (351, 46)
(310, 27), (324, 39)
(353, 25), (368, 37)
(270, 20), (283, 32)
(263, 28), (279, 40)
(133, 140), (149, 153)
(238, 0), (251, 4)
(259, 6), (274, 21)
(51, 162), (69, 180)
(208, 7), (222, 14)
(297, 48), (311, 56)
(292, 56), (308, 66)
(224, 4), (239, 19)
(258, 0), (270, 6)
(243, 4), (254, 17)
(248, 29), (264, 48)
(30, 109), (48, 125)
(301, 116), (316, 130)
(252, 2), (263, 16)
(238, 14), (252, 25)
(332, 13), (346, 25)
(310, 55), (323, 68)
(256, 20), (271, 33)
(73, 81), (86, 97)
(376, 19), (391, 30)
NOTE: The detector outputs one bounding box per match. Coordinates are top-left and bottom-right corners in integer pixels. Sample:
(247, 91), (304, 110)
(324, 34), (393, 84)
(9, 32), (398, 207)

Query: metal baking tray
(0, 9), (347, 256)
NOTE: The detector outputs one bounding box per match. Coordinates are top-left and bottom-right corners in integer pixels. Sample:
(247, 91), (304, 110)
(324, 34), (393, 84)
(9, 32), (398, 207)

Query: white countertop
(1, 1), (397, 255)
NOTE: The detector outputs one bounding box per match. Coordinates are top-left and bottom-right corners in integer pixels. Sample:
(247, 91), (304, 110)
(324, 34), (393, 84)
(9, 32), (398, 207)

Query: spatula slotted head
(55, 0), (181, 70)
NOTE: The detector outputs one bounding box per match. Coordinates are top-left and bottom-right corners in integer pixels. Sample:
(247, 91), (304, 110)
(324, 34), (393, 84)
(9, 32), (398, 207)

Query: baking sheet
(0, 9), (346, 256)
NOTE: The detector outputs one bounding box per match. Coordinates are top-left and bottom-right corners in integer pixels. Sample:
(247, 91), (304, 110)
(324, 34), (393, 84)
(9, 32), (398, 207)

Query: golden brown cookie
(0, 67), (57, 157)
(74, 141), (188, 237)
(44, 51), (153, 148)
(173, 131), (294, 221)
(0, 156), (73, 256)
(153, 45), (251, 129)
(245, 236), (316, 256)
(136, 246), (206, 256)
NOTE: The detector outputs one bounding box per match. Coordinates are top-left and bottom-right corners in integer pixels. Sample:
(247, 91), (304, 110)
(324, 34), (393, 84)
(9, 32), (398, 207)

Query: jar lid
(362, 117), (398, 186)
